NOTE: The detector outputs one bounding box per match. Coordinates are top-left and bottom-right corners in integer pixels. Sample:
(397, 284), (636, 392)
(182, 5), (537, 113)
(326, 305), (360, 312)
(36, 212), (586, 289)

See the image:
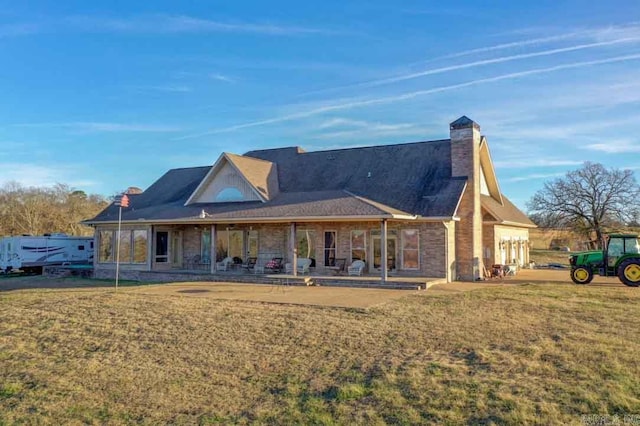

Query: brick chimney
(450, 116), (483, 280)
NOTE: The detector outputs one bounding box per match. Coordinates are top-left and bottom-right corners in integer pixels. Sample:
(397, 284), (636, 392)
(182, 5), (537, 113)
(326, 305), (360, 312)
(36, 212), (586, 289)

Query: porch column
(290, 222), (297, 276)
(381, 219), (388, 283)
(210, 224), (217, 274)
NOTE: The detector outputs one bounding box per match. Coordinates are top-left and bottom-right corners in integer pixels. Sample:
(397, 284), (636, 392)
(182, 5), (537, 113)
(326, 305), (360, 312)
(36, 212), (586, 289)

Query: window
(297, 230), (316, 259)
(248, 230), (258, 258)
(78, 245), (85, 251)
(98, 229), (149, 264)
(351, 230), (366, 262)
(215, 229), (244, 261)
(201, 229), (211, 263)
(99, 230), (114, 262)
(133, 230), (148, 263)
(119, 230), (132, 262)
(401, 229), (419, 270)
(215, 187), (244, 202)
(324, 231), (337, 266)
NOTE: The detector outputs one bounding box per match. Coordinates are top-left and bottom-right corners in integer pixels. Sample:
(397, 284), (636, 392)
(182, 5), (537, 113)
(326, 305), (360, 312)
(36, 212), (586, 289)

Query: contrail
(175, 53), (640, 139)
(299, 36), (640, 97)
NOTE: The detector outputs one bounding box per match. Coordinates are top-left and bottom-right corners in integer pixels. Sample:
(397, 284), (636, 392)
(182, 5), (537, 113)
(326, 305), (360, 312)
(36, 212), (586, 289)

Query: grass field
(1, 279), (639, 424)
(529, 249), (572, 266)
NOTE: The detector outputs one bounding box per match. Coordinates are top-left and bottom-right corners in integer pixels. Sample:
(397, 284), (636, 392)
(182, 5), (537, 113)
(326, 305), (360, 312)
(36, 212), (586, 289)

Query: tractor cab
(605, 234), (640, 270)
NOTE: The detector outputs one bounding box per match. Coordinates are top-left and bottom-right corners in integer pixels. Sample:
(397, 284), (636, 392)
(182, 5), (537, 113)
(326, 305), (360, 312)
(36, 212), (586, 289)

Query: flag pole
(115, 204), (122, 292)
(114, 193), (129, 292)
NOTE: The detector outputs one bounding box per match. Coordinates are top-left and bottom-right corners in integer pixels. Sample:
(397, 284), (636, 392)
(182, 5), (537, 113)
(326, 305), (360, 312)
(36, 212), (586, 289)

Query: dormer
(185, 153), (279, 205)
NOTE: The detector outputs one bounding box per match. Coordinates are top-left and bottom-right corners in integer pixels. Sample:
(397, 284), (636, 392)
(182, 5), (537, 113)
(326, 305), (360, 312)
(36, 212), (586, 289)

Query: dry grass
(530, 249), (571, 266)
(1, 281), (640, 424)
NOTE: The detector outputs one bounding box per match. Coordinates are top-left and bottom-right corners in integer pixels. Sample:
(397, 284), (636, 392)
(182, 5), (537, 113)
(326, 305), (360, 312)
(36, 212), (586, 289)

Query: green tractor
(569, 234), (640, 286)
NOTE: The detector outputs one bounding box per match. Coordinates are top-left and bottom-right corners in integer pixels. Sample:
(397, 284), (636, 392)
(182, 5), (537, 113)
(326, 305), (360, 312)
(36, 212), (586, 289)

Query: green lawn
(1, 282), (639, 424)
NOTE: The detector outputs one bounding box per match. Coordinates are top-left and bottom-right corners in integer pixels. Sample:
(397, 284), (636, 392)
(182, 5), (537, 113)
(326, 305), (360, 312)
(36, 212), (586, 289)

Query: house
(85, 116), (535, 282)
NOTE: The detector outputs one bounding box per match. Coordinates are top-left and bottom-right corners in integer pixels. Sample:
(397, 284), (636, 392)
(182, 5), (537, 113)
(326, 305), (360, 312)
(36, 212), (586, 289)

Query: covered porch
(150, 218), (454, 283)
(95, 218), (456, 285)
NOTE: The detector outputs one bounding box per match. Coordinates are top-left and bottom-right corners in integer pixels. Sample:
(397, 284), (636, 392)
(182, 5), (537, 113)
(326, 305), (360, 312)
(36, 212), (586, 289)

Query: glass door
(155, 231), (169, 264)
(372, 236), (397, 272)
(171, 230), (183, 268)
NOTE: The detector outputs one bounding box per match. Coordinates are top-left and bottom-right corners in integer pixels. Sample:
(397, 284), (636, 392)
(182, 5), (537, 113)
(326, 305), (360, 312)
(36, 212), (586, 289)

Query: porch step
(109, 270), (435, 290)
(312, 277), (426, 290)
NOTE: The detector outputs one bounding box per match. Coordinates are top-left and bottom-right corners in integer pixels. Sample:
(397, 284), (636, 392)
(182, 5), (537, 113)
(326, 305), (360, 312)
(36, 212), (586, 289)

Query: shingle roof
(481, 194), (536, 227)
(88, 139), (470, 223)
(244, 139), (466, 217)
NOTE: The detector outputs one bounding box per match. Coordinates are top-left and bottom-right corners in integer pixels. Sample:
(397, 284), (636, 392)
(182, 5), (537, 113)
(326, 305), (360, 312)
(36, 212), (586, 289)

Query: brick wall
(450, 121), (484, 281)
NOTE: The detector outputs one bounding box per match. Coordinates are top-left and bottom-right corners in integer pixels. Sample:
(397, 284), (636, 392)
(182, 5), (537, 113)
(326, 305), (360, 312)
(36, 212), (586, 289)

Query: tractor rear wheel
(618, 259), (640, 287)
(571, 266), (593, 284)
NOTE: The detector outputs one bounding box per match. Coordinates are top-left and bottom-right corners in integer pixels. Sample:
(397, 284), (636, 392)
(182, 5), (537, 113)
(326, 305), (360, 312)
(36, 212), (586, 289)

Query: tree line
(0, 182), (109, 237)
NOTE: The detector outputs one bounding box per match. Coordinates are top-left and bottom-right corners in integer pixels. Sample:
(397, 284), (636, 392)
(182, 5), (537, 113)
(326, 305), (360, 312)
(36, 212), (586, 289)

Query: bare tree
(528, 162), (640, 247)
(0, 182), (109, 236)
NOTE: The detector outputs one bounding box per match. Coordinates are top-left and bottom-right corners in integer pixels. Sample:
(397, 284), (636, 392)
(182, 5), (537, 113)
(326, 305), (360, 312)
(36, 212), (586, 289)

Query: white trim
(451, 181), (468, 218)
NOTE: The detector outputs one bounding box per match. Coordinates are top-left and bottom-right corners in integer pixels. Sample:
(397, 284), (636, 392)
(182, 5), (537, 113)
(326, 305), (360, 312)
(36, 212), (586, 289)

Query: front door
(372, 236), (397, 272)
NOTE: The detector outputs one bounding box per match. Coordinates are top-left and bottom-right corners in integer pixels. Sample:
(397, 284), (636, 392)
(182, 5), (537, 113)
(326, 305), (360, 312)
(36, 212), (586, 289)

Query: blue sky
(1, 1), (640, 211)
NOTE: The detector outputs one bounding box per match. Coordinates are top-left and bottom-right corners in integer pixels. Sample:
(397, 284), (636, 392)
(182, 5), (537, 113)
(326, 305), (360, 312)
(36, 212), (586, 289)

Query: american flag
(115, 194), (130, 208)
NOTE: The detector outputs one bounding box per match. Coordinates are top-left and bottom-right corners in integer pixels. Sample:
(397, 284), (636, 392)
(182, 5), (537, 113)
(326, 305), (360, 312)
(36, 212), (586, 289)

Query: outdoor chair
(241, 257), (257, 272)
(347, 260), (366, 276)
(285, 258), (312, 275)
(264, 257), (284, 273)
(326, 258), (346, 275)
(216, 257), (233, 271)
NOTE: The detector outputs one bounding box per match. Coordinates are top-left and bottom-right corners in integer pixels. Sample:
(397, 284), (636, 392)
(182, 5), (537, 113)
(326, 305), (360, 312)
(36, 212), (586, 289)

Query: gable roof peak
(450, 115), (480, 130)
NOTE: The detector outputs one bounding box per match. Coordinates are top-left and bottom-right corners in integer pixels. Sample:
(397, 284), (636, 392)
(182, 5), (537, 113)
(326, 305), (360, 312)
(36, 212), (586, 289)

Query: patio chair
(241, 257), (257, 272)
(326, 258), (346, 275)
(264, 257), (284, 273)
(347, 260), (365, 276)
(285, 258), (312, 275)
(216, 257), (233, 271)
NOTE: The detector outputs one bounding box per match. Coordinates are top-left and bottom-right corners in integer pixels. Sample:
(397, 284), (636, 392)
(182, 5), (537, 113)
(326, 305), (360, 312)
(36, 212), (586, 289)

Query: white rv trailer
(0, 234), (94, 273)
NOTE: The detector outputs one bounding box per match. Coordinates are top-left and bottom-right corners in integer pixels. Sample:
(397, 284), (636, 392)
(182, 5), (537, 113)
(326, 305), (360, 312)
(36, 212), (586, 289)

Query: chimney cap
(450, 115), (480, 130)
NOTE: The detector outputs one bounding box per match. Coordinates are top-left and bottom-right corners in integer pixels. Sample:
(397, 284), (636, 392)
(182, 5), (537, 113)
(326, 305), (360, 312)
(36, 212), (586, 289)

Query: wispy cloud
(0, 162), (94, 188)
(0, 22), (40, 37)
(494, 159), (582, 169)
(313, 117), (421, 140)
(132, 85), (192, 93)
(64, 14), (339, 36)
(505, 172), (565, 182)
(175, 52), (640, 140)
(209, 73), (235, 83)
(14, 122), (181, 132)
(585, 139), (640, 153)
(317, 117), (413, 131)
